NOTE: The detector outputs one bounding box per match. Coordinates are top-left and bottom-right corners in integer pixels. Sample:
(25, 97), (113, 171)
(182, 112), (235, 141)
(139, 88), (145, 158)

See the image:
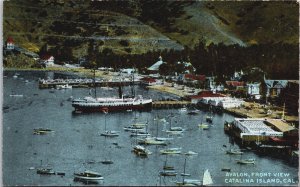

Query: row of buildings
(5, 37), (55, 67)
(5, 37), (298, 114)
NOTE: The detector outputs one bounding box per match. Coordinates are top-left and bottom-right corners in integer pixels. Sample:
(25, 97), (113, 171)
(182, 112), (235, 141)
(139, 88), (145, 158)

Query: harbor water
(3, 71), (298, 186)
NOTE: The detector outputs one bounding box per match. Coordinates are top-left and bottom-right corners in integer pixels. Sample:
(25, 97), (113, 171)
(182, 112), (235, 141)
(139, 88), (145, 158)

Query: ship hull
(72, 102), (152, 113)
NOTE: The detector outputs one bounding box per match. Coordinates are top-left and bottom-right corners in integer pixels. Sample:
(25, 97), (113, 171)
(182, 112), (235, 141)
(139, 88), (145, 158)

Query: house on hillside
(6, 37), (15, 50)
(189, 91), (225, 104)
(179, 74), (206, 85)
(264, 79), (288, 98)
(147, 56), (166, 74)
(231, 70), (244, 81)
(280, 80), (299, 115)
(177, 61), (196, 74)
(140, 77), (158, 86)
(206, 76), (224, 92)
(247, 82), (261, 99)
(40, 55), (55, 67)
(225, 81), (245, 90)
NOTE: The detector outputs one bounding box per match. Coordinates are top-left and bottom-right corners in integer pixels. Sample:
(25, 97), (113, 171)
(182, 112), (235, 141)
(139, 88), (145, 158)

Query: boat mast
(156, 115), (159, 137)
(93, 69), (97, 98)
(131, 70), (135, 97)
(182, 157), (187, 184)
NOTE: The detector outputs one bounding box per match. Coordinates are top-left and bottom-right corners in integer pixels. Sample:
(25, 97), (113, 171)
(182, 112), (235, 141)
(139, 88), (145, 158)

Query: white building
(120, 68), (136, 74)
(41, 55), (55, 67)
(218, 98), (245, 108)
(6, 37), (15, 50)
(148, 56), (166, 72)
(247, 83), (261, 99)
(233, 118), (283, 138)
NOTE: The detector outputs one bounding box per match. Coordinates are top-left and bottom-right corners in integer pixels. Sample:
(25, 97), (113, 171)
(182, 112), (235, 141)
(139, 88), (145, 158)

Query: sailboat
(100, 111), (114, 165)
(235, 145), (255, 164)
(236, 158), (255, 165)
(198, 115), (209, 130)
(130, 119), (151, 137)
(132, 127), (152, 157)
(176, 157), (201, 186)
(100, 109), (119, 137)
(163, 155), (175, 170)
(72, 69), (152, 113)
(206, 105), (213, 123)
(100, 135), (114, 164)
(124, 115), (146, 133)
(160, 147), (182, 155)
(159, 155), (177, 177)
(36, 160), (55, 175)
(138, 115), (168, 145)
(225, 137), (243, 155)
(166, 115), (185, 135)
(202, 169), (213, 186)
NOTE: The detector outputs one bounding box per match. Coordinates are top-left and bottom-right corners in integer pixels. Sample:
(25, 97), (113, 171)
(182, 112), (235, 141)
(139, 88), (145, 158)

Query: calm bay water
(3, 71), (298, 186)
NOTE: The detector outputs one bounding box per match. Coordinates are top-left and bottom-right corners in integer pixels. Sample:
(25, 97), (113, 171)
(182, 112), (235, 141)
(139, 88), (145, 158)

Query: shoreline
(3, 67), (112, 79)
(4, 67), (298, 122)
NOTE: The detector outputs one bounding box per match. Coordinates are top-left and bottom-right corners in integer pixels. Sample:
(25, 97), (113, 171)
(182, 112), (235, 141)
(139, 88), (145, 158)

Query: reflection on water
(2, 71), (298, 186)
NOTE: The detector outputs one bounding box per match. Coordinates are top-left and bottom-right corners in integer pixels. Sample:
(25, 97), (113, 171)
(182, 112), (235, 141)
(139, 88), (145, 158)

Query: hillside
(3, 1), (299, 55)
(139, 1), (298, 47)
(3, 0), (184, 56)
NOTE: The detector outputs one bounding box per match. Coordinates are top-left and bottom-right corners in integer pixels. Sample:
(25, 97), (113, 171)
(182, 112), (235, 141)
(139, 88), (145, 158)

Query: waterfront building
(40, 55), (55, 67)
(228, 118), (292, 143)
(190, 91), (225, 104)
(217, 98), (245, 108)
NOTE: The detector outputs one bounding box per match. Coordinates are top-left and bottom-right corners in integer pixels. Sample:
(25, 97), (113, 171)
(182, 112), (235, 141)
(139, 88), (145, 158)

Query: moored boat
(130, 131), (151, 137)
(56, 84), (72, 89)
(33, 128), (54, 135)
(72, 95), (152, 112)
(198, 123), (209, 130)
(226, 149), (243, 155)
(72, 69), (152, 113)
(159, 170), (177, 176)
(138, 137), (167, 146)
(36, 168), (55, 175)
(100, 130), (119, 137)
(124, 126), (145, 132)
(182, 151), (198, 156)
(160, 147), (182, 155)
(74, 170), (104, 181)
(236, 158), (255, 164)
(132, 145), (152, 157)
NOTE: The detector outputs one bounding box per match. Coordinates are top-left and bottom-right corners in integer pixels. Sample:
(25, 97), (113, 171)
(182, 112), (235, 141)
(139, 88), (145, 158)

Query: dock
(152, 101), (191, 109)
(38, 78), (140, 89)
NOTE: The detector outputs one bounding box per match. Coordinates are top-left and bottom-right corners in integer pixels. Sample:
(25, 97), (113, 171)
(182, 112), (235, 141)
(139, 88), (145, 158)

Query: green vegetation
(4, 53), (36, 68)
(3, 1), (299, 80)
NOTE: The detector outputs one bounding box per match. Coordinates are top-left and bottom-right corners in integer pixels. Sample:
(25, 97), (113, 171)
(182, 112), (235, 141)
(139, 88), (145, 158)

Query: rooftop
(234, 118), (283, 136)
(266, 118), (296, 132)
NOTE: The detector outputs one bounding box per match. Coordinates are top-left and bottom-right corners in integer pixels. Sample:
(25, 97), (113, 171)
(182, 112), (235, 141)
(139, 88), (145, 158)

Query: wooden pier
(38, 79), (140, 89)
(152, 101), (192, 109)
